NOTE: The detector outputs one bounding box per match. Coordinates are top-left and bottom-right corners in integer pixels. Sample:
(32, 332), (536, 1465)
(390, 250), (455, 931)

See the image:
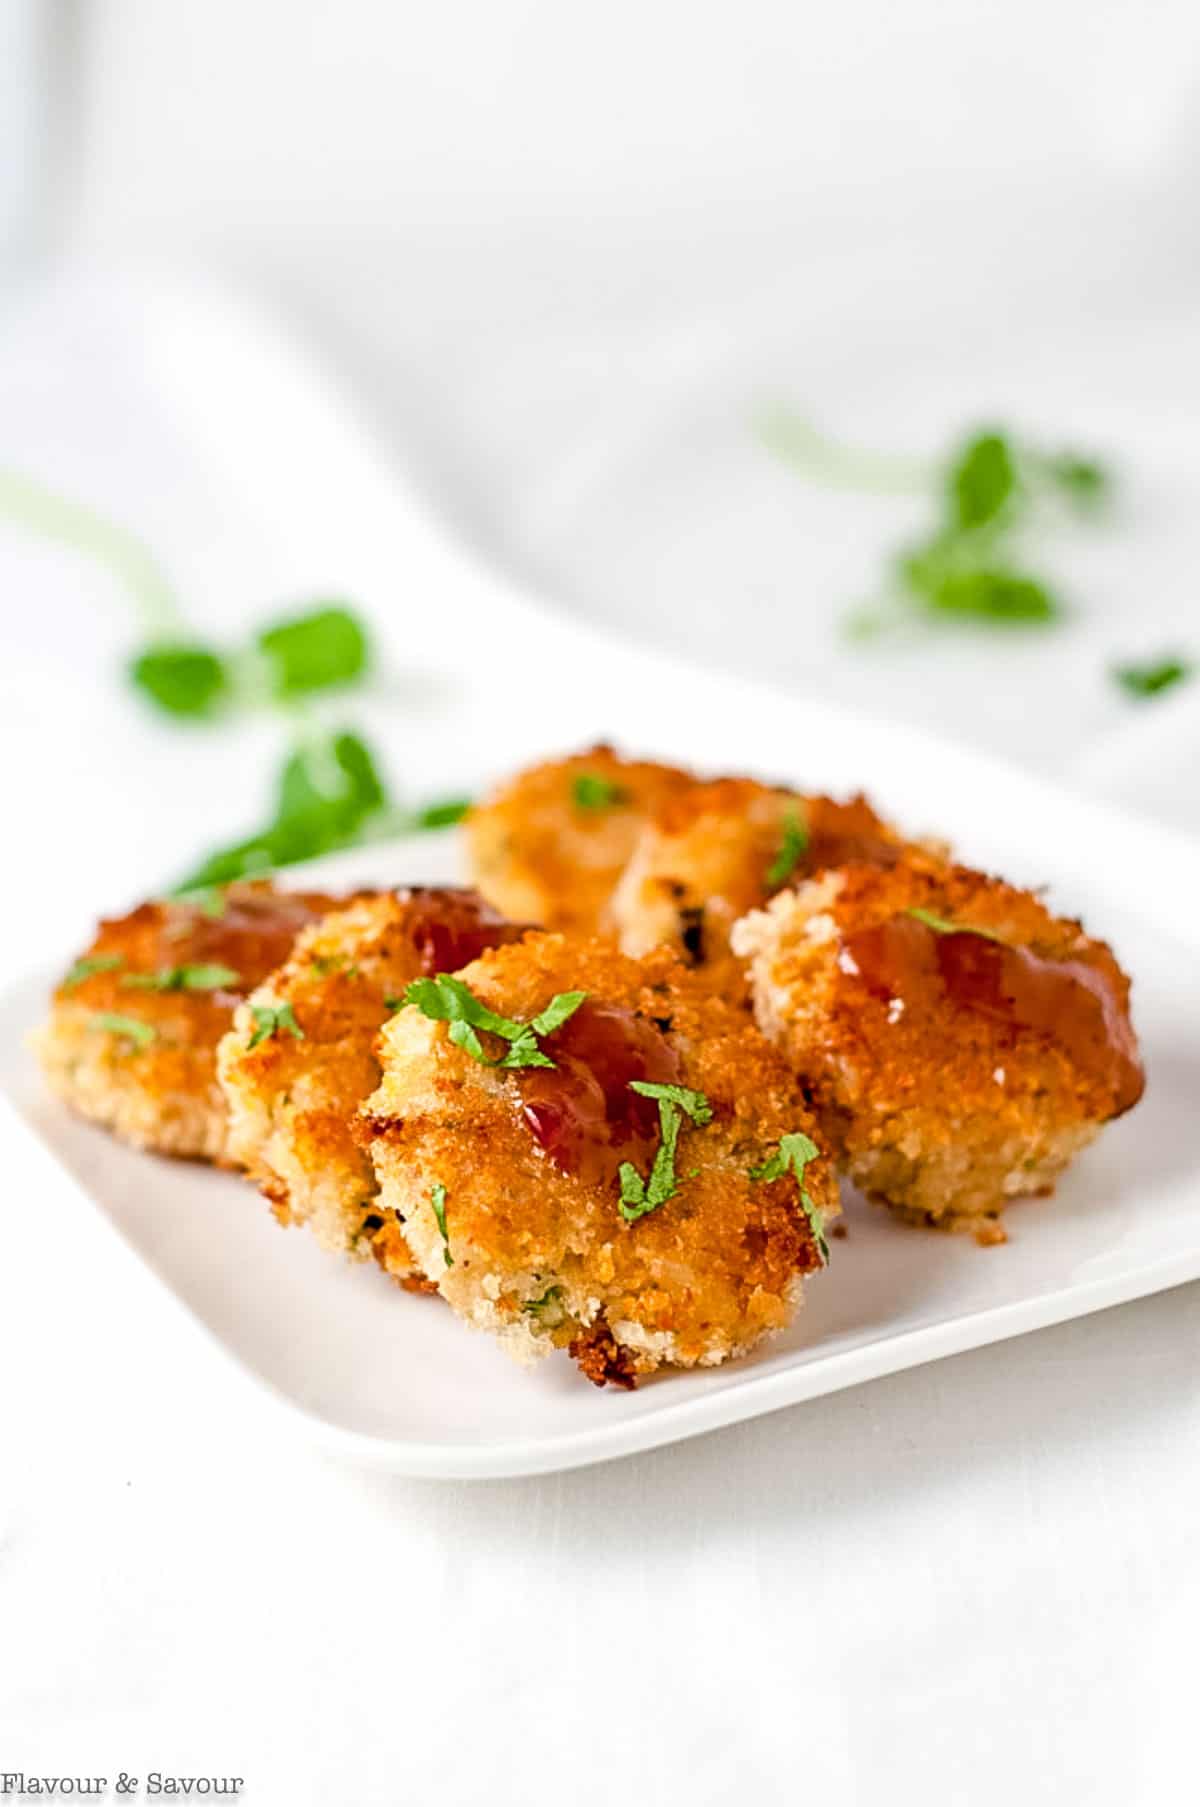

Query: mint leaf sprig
(883, 430), (1109, 631)
(402, 975), (587, 1071)
(762, 414), (1111, 635)
(130, 605), (370, 722)
(173, 729), (470, 890)
(1112, 655), (1192, 700)
(618, 1081), (713, 1222)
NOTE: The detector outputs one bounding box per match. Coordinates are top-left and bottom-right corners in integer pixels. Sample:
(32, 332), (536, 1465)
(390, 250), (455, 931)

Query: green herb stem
(756, 410), (934, 496)
(0, 467), (180, 637)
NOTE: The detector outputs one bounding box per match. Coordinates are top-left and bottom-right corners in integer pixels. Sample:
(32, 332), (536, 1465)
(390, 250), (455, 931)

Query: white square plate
(3, 275), (1199, 1477)
(4, 773), (1199, 1479)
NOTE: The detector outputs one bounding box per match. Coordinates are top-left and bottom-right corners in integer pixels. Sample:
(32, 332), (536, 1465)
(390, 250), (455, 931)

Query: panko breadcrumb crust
(465, 744), (695, 933)
(612, 775), (925, 995)
(218, 888), (528, 1286)
(732, 858), (1143, 1238)
(359, 933), (837, 1385)
(36, 883), (344, 1161)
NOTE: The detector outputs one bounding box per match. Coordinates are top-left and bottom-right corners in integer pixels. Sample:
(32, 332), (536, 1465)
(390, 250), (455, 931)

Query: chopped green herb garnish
(523, 1284), (564, 1320)
(90, 1011), (156, 1050)
(430, 1181), (453, 1268)
(572, 773), (631, 811)
(904, 906), (1006, 943)
(129, 642), (228, 718)
(247, 1002), (304, 1049)
(122, 963), (239, 993)
(309, 954), (360, 978)
(749, 1131), (827, 1262)
(256, 605), (369, 699)
(629, 1080), (713, 1122)
(63, 953), (124, 990)
(402, 974), (587, 1070)
(171, 884), (228, 918)
(1113, 655), (1192, 700)
(618, 1081), (713, 1223)
(766, 807), (809, 888)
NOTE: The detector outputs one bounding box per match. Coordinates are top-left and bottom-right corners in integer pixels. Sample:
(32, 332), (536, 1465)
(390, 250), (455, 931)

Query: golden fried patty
(37, 882), (344, 1160)
(218, 887), (529, 1285)
(732, 858), (1144, 1238)
(612, 776), (923, 996)
(360, 934), (837, 1385)
(465, 744), (695, 933)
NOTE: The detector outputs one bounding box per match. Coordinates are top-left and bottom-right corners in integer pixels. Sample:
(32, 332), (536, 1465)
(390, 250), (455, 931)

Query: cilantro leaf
(403, 975), (586, 1071)
(766, 807), (809, 888)
(130, 643), (228, 718)
(618, 1083), (712, 1222)
(448, 1019), (557, 1070)
(256, 605), (370, 699)
(63, 953), (124, 990)
(749, 1131), (827, 1261)
(948, 432), (1017, 530)
(430, 1181), (453, 1268)
(122, 963), (239, 993)
(572, 773), (631, 811)
(404, 974), (527, 1040)
(627, 1080), (714, 1124)
(247, 1002), (304, 1049)
(89, 1011), (156, 1050)
(1113, 655), (1192, 700)
(530, 991), (588, 1037)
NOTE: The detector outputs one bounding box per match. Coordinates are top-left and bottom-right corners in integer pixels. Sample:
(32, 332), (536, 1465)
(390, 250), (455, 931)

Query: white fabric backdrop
(3, 3), (1200, 1799)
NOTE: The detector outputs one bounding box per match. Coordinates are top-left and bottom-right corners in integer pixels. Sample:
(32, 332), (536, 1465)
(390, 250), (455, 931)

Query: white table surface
(2, 269), (1198, 1806)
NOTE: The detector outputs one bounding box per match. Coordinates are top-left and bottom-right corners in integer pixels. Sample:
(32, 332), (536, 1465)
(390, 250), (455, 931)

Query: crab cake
(360, 933), (837, 1385)
(611, 776), (923, 994)
(465, 745), (695, 933)
(37, 882), (343, 1160)
(218, 888), (528, 1285)
(732, 858), (1144, 1240)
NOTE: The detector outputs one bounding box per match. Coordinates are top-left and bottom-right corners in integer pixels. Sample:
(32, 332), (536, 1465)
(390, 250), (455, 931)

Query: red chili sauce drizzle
(402, 887), (528, 975)
(842, 914), (1144, 1114)
(517, 1002), (681, 1188)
